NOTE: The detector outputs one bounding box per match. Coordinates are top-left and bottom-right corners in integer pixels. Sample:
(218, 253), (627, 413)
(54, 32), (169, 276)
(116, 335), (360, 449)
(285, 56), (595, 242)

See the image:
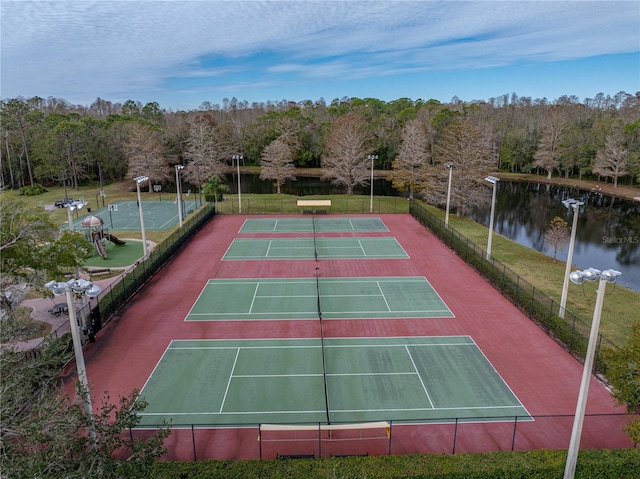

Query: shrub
(19, 183), (48, 196)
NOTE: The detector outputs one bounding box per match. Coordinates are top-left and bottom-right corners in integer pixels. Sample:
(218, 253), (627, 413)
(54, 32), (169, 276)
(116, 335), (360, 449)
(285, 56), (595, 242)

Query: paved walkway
(9, 274), (125, 352)
(6, 239), (159, 352)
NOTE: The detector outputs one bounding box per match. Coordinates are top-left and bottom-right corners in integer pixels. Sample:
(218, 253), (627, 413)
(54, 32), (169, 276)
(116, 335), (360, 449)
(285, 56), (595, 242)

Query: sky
(1, 0), (639, 111)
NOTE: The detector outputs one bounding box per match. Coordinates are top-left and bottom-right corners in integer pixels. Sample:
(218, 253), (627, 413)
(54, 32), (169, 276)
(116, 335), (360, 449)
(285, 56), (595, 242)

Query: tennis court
(65, 200), (199, 231)
(239, 217), (389, 233)
(185, 276), (453, 321)
(223, 237), (409, 260)
(137, 336), (531, 426)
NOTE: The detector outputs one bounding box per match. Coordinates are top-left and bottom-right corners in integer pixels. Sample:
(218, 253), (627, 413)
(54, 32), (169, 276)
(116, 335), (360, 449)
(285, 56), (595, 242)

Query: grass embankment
(431, 205), (640, 346)
(9, 181), (640, 346)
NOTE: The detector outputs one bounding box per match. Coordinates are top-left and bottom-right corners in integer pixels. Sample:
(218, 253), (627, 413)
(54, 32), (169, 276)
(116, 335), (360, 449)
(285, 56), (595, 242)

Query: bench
(90, 268), (111, 275)
(297, 199), (331, 214)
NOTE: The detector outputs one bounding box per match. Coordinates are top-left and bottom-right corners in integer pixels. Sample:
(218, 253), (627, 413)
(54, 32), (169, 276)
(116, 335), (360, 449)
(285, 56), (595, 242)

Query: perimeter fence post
(317, 423), (321, 458)
(594, 334), (603, 375)
(511, 416), (518, 450)
(388, 420), (392, 455)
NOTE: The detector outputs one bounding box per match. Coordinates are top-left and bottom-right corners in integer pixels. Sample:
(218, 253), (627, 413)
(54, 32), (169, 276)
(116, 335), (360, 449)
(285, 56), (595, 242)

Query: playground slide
(108, 234), (126, 245)
(95, 239), (107, 259)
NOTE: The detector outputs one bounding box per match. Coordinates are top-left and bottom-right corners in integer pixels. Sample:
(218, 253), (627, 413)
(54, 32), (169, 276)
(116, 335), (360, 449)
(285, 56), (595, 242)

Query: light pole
(44, 278), (102, 444)
(175, 165), (184, 227)
(232, 154), (243, 213)
(66, 200), (85, 231)
(563, 268), (621, 479)
(61, 169), (68, 200)
(367, 154), (378, 213)
(445, 163), (454, 227)
(98, 162), (105, 208)
(484, 176), (499, 260)
(559, 198), (584, 319)
(134, 176), (149, 257)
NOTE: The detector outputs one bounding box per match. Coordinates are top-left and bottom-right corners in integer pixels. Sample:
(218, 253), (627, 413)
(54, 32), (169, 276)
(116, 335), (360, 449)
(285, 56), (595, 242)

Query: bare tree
(544, 216), (570, 262)
(430, 119), (495, 216)
(389, 119), (430, 198)
(593, 132), (629, 188)
(259, 139), (296, 194)
(321, 112), (371, 194)
(183, 117), (226, 191)
(124, 123), (168, 191)
(533, 107), (566, 179)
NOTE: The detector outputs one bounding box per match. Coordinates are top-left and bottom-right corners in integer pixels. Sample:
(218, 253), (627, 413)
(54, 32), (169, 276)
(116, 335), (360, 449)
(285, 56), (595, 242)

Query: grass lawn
(433, 206), (640, 346)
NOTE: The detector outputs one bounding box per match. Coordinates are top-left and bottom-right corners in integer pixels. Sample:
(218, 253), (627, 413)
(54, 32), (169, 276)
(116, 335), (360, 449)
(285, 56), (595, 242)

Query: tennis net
(316, 266), (330, 424)
(312, 215), (318, 261)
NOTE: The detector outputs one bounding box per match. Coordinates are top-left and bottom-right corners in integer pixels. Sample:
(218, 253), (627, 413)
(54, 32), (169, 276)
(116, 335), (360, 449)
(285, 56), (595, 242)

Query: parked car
(55, 198), (76, 208)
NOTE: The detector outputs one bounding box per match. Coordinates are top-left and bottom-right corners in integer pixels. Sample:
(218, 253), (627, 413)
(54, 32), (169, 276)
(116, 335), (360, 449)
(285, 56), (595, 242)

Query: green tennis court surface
(64, 200), (199, 231)
(186, 277), (453, 321)
(137, 336), (531, 426)
(223, 238), (409, 260)
(239, 217), (389, 233)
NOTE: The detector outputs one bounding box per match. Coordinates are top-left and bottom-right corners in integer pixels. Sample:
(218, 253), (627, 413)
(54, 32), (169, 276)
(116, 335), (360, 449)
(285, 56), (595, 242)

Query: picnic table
(48, 302), (69, 316)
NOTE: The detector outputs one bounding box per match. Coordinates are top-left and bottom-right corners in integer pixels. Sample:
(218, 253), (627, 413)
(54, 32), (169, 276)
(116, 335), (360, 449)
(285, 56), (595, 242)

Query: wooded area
(1, 92), (638, 203)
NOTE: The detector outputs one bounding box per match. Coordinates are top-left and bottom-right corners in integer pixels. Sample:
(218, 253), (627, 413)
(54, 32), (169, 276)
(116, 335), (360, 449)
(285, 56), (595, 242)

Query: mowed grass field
(9, 179), (640, 346)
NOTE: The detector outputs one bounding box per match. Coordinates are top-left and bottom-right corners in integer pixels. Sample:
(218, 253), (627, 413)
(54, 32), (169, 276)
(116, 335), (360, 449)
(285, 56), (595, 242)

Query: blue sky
(2, 1), (639, 111)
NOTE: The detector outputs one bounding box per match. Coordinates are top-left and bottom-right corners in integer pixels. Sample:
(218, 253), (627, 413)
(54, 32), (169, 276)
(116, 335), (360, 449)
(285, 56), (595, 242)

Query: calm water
(471, 181), (640, 292)
(226, 174), (640, 292)
(225, 173), (399, 196)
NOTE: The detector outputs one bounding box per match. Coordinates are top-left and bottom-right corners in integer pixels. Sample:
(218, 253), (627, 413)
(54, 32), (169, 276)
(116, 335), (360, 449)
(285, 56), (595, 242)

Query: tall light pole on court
(175, 165), (184, 227)
(44, 279), (102, 444)
(559, 198), (584, 319)
(484, 175), (499, 260)
(367, 154), (378, 213)
(563, 268), (621, 479)
(232, 154), (243, 213)
(134, 176), (149, 257)
(445, 163), (454, 227)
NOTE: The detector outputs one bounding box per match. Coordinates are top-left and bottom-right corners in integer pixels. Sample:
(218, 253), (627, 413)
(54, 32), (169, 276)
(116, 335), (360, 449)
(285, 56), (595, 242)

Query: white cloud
(1, 0), (638, 105)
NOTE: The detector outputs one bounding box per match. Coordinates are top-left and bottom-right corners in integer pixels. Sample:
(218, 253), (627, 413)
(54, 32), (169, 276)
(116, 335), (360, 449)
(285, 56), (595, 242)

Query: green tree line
(1, 92), (639, 197)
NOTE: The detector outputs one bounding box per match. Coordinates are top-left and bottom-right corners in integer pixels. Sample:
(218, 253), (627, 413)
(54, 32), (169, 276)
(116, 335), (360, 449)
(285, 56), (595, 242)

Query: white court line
(376, 281), (392, 311)
(248, 283), (260, 313)
(265, 240), (272, 257)
(405, 345), (435, 409)
(219, 348), (240, 413)
(357, 239), (366, 256)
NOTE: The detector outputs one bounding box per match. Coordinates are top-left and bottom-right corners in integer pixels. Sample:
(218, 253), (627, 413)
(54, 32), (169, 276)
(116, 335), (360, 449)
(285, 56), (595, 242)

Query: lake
(224, 174), (640, 292)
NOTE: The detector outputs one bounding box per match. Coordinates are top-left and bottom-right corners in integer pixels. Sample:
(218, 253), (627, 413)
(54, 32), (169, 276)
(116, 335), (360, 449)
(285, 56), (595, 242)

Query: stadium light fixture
(66, 200), (85, 231)
(367, 154), (378, 213)
(134, 176), (149, 256)
(44, 278), (103, 445)
(484, 176), (499, 260)
(559, 198), (585, 318)
(175, 165), (184, 227)
(564, 268), (621, 479)
(232, 154), (243, 213)
(445, 163), (454, 227)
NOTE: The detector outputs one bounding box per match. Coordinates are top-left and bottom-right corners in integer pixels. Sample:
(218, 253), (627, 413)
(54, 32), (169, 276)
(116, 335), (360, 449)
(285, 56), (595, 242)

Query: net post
(191, 423), (197, 461)
(452, 417), (459, 454)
